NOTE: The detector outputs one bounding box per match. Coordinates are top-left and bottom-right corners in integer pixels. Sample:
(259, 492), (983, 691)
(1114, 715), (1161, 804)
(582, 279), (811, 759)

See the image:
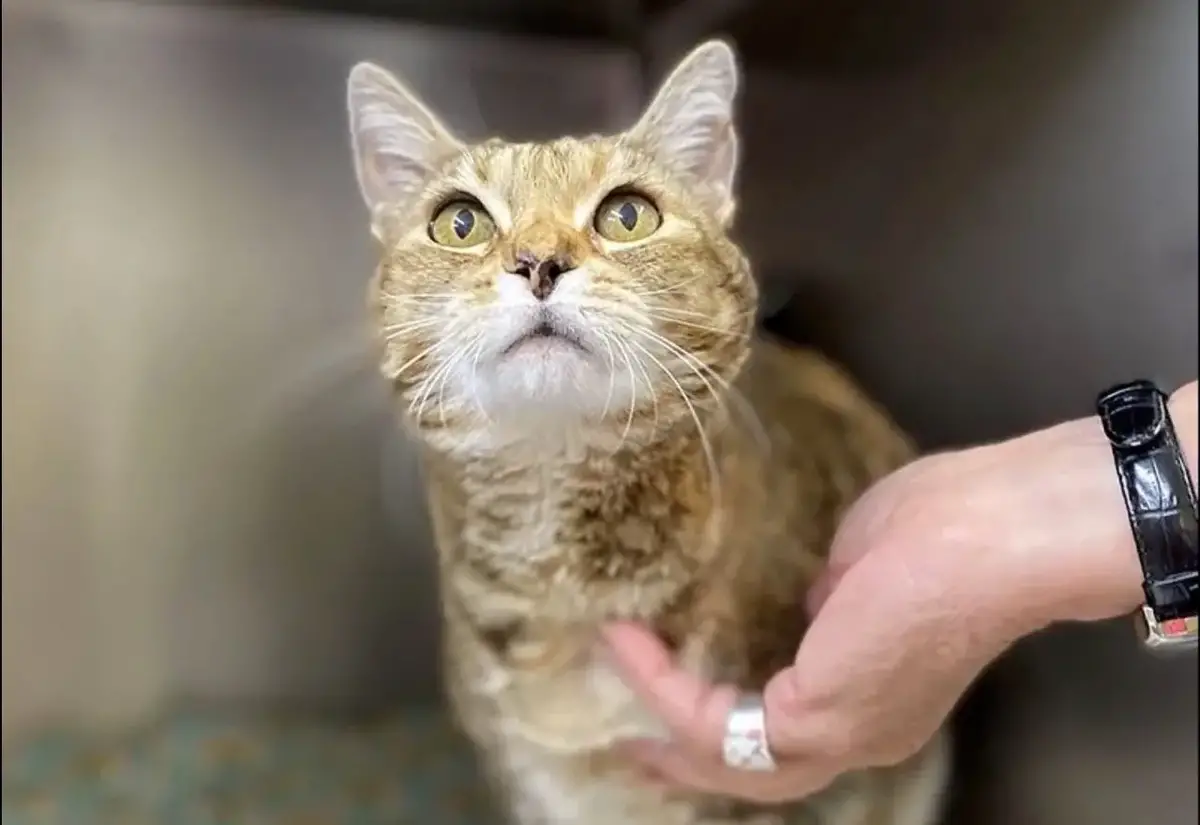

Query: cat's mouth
(503, 318), (589, 357)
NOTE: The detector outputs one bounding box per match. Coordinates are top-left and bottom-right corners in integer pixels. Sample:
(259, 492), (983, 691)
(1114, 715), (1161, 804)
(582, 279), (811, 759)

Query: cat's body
(428, 339), (948, 825)
(344, 41), (949, 825)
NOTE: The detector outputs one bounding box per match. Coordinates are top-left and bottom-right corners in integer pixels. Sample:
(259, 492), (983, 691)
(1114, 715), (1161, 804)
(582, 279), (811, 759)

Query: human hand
(602, 390), (1194, 803)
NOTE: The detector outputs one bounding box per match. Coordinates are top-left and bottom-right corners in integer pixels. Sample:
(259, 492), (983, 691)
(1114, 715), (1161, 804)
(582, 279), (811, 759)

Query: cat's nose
(507, 251), (575, 300)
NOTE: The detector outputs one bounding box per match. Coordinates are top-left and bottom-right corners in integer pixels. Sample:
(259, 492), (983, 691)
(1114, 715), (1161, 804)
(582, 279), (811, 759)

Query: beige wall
(1, 0), (641, 742)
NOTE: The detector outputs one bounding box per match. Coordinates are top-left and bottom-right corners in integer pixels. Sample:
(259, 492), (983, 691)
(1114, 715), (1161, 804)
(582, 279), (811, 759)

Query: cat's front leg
(488, 736), (697, 825)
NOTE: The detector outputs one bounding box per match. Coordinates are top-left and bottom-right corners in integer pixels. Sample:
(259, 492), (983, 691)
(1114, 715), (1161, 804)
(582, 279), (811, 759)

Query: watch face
(1099, 385), (1166, 448)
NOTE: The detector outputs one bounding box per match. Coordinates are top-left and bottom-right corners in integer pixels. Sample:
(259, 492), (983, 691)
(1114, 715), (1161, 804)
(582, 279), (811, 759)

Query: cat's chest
(451, 474), (697, 620)
(438, 479), (712, 754)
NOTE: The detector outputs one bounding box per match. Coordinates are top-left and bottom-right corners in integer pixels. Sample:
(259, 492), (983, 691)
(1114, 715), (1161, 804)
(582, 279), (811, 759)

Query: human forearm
(1169, 380), (1199, 489)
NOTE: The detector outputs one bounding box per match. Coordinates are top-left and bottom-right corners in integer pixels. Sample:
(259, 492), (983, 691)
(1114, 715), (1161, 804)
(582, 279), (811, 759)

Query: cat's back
(736, 334), (914, 484)
(706, 335), (916, 686)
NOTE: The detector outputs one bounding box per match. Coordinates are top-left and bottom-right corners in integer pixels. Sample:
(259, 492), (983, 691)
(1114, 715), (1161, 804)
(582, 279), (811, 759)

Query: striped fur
(345, 40), (949, 825)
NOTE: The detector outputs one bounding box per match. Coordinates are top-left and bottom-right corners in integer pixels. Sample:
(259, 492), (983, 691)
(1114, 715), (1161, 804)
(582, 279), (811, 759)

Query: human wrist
(987, 381), (1197, 634)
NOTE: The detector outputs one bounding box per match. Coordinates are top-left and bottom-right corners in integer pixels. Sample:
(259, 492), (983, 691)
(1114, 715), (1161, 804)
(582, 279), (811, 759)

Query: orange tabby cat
(344, 40), (949, 825)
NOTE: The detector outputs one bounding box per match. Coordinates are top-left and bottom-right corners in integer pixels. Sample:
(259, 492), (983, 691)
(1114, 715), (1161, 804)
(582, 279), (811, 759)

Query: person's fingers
(601, 621), (737, 755)
(604, 623), (821, 762)
(620, 739), (838, 804)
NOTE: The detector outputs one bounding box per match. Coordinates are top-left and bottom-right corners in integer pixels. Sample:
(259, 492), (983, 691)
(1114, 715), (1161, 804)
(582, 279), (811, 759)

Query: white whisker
(618, 331), (658, 432)
(595, 326), (619, 421)
(410, 339), (460, 420)
(383, 317), (442, 342)
(468, 335), (492, 423)
(381, 292), (464, 302)
(608, 331), (638, 451)
(626, 337), (721, 513)
(389, 310), (482, 381)
(623, 323), (721, 407)
(645, 313), (743, 338)
(434, 332), (480, 428)
(631, 273), (708, 298)
(637, 306), (714, 319)
(621, 321), (770, 454)
(392, 338), (447, 381)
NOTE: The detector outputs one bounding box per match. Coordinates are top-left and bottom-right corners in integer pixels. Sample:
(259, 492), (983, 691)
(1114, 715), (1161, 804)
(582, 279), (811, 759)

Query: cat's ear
(346, 62), (464, 225)
(629, 40), (740, 223)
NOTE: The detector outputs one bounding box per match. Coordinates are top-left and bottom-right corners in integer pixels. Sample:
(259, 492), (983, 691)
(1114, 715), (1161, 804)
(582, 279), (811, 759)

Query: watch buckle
(1136, 604), (1199, 652)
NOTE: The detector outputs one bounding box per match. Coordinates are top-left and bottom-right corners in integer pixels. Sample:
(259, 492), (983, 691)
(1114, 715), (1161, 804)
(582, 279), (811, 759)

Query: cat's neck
(421, 411), (726, 501)
(420, 410), (736, 619)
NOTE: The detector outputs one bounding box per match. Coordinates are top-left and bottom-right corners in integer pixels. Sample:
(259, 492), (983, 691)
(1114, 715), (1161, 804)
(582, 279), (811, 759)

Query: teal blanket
(2, 708), (498, 825)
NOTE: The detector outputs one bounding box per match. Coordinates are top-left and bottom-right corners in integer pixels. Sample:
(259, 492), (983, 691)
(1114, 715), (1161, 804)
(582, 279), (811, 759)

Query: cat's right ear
(346, 62), (463, 228)
(628, 40), (740, 225)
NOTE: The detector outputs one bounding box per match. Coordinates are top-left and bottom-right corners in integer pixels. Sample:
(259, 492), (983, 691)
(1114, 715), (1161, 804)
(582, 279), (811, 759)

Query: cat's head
(345, 41), (756, 453)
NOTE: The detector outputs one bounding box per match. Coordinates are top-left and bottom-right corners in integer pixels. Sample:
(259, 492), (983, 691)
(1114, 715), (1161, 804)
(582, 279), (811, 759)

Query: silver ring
(722, 694), (776, 771)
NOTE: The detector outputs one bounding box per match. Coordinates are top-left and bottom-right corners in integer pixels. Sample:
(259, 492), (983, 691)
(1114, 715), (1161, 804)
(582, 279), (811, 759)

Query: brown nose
(507, 251), (575, 300)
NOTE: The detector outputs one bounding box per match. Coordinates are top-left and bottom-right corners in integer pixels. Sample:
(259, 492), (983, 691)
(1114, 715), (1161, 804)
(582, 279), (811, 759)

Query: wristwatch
(1096, 380), (1198, 652)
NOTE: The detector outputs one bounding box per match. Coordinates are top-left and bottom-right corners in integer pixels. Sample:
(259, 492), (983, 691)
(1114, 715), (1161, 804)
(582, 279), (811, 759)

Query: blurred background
(2, 0), (1196, 823)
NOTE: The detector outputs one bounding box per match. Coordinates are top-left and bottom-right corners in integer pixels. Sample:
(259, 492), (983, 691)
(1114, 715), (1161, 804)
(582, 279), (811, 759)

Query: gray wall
(726, 5), (1196, 823)
(740, 1), (1197, 447)
(2, 1), (1196, 823)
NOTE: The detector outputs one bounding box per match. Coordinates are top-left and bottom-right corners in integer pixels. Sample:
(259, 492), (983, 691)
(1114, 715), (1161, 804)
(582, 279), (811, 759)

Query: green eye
(594, 193), (661, 243)
(429, 200), (496, 248)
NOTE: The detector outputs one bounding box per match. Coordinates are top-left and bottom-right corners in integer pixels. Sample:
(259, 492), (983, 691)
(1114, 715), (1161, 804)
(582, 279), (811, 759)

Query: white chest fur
(454, 576), (677, 753)
(493, 647), (670, 753)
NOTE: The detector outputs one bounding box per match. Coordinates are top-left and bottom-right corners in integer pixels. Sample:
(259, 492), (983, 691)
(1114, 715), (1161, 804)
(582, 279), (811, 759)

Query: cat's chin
(469, 343), (634, 424)
(404, 330), (660, 456)
(412, 347), (645, 457)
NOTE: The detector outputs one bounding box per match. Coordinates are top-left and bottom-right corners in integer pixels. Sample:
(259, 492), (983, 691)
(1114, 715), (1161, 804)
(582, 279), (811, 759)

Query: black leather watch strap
(1096, 380), (1198, 650)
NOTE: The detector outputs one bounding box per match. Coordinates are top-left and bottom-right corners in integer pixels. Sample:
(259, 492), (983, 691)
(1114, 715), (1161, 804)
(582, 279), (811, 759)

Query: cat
(343, 40), (949, 825)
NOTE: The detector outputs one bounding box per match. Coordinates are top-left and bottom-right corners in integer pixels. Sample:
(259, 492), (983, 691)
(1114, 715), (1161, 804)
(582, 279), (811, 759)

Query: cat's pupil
(616, 202), (639, 231)
(452, 209), (475, 239)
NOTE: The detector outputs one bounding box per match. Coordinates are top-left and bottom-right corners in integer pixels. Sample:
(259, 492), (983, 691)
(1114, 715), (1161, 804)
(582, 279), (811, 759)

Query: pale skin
(603, 380), (1199, 804)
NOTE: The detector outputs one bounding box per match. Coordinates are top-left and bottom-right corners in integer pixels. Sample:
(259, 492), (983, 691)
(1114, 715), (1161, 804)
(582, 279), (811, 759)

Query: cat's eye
(593, 193), (661, 243)
(429, 200), (497, 248)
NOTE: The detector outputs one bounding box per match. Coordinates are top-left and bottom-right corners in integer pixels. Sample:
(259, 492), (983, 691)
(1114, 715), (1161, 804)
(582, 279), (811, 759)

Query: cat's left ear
(629, 40), (740, 224)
